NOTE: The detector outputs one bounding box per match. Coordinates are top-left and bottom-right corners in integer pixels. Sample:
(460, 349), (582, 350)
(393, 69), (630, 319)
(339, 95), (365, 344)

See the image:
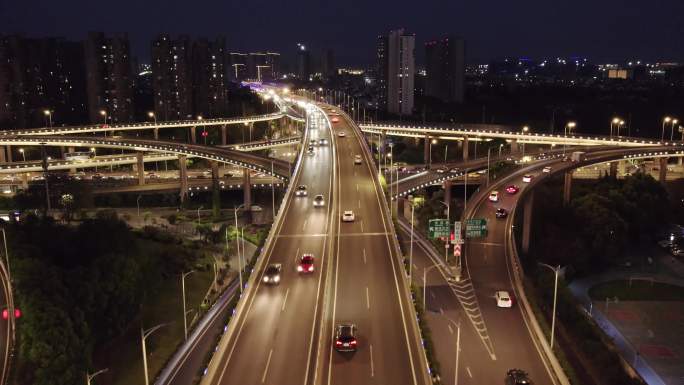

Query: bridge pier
(0, 147), (6, 163)
(659, 157), (668, 183)
(221, 124), (228, 145)
(510, 139), (519, 155)
(563, 170), (573, 204)
(190, 126), (197, 144)
(423, 135), (430, 168)
(153, 127), (159, 140)
(136, 152), (145, 186)
(21, 173), (28, 189)
(522, 190), (534, 254)
(243, 168), (252, 209)
(5, 146), (12, 163)
(462, 136), (469, 161)
(609, 162), (618, 178)
(179, 155), (188, 204)
(211, 161), (221, 218)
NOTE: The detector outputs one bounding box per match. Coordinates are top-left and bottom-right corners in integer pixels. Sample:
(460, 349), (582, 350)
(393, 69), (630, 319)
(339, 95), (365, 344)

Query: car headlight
(274, 276), (280, 282)
(297, 266), (303, 272)
(263, 277), (269, 282)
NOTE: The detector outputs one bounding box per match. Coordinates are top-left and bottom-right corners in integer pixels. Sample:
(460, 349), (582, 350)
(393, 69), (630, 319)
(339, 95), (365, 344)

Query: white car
(342, 211), (355, 222)
(488, 191), (499, 202)
(338, 132), (346, 138)
(354, 155), (362, 165)
(250, 205), (263, 212)
(319, 138), (329, 146)
(295, 185), (308, 197)
(495, 291), (513, 308)
(542, 166), (552, 173)
(522, 174), (533, 183)
(313, 194), (325, 207)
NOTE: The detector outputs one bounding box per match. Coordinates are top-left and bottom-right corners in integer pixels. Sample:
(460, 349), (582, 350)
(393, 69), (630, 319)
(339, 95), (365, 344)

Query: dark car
(262, 263), (282, 285)
(495, 208), (508, 218)
(505, 369), (532, 385)
(295, 184), (308, 197)
(334, 324), (358, 352)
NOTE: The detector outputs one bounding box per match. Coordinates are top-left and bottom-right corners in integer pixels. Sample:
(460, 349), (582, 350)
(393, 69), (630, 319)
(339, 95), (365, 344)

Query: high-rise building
(228, 52), (248, 82)
(264, 52), (280, 80)
(151, 34), (193, 120)
(192, 37), (228, 118)
(376, 35), (388, 111)
(84, 32), (134, 124)
(377, 29), (415, 115)
(297, 43), (311, 81)
(0, 35), (87, 129)
(425, 36), (465, 103)
(321, 49), (335, 80)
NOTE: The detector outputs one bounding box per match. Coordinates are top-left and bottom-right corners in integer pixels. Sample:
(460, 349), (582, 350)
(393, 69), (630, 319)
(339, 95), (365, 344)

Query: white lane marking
(366, 287), (370, 309)
(370, 344), (375, 378)
(294, 247), (300, 264)
(360, 220), (364, 233)
(358, 199), (361, 209)
(448, 324), (454, 334)
(356, 183), (359, 192)
(363, 248), (367, 264)
(302, 219), (308, 231)
(261, 348), (274, 383)
(281, 288), (290, 312)
(439, 307), (444, 315)
(466, 366), (473, 378)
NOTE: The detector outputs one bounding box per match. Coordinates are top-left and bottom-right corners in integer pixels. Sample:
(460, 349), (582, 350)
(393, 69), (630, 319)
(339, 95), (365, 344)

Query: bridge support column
(211, 161), (221, 218)
(510, 139), (519, 154)
(21, 173), (28, 189)
(462, 136), (469, 161)
(243, 168), (252, 209)
(443, 180), (453, 218)
(609, 162), (618, 178)
(0, 147), (6, 163)
(179, 155), (188, 204)
(659, 157), (668, 183)
(153, 127), (159, 140)
(424, 135), (430, 167)
(221, 124), (228, 145)
(397, 198), (405, 220)
(136, 152), (145, 186)
(563, 170), (573, 204)
(522, 190), (534, 254)
(190, 126), (197, 144)
(5, 146), (12, 163)
(67, 146), (77, 173)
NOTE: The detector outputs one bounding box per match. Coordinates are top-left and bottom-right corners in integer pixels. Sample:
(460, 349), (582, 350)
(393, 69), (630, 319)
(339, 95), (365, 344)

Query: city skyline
(2, 0), (683, 65)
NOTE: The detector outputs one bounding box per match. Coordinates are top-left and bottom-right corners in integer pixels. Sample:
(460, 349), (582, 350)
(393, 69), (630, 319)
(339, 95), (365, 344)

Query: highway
(201, 105), (335, 385)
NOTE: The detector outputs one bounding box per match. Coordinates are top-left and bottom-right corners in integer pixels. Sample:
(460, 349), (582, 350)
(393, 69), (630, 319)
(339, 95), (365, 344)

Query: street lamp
(564, 121), (576, 136)
(662, 116), (672, 141)
(671, 119), (679, 141)
(86, 368), (108, 385)
(429, 138), (438, 168)
(18, 148), (25, 162)
(197, 206), (203, 225)
(522, 125), (530, 133)
(43, 109), (52, 128)
(136, 195), (142, 218)
(538, 263), (561, 349)
(234, 204), (246, 292)
(181, 270), (194, 340)
(610, 117), (620, 138)
(141, 323), (169, 385)
(148, 111), (156, 124)
(617, 120), (625, 137)
(99, 109), (107, 125)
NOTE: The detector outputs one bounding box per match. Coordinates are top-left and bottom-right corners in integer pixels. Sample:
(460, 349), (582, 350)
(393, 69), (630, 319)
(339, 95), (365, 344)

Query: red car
(505, 185), (520, 194)
(297, 254), (315, 273)
(331, 117), (339, 123)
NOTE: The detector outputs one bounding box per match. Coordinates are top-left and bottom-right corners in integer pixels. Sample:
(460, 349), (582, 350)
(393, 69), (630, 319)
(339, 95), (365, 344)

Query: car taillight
(350, 340), (357, 345)
(335, 340), (342, 345)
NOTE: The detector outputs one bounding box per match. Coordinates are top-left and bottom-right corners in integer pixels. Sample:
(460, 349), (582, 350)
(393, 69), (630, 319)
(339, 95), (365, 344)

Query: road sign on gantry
(465, 218), (488, 238)
(428, 219), (450, 239)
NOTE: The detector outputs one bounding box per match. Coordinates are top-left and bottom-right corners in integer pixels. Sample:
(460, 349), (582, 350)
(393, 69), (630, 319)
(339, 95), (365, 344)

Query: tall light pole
(99, 109), (107, 125)
(440, 314), (461, 385)
(181, 270), (194, 340)
(197, 206), (203, 226)
(671, 119), (679, 141)
(662, 116), (671, 142)
(18, 148), (25, 162)
(136, 195), (142, 218)
(563, 122), (576, 156)
(271, 161), (276, 221)
(610, 117), (620, 138)
(141, 323), (168, 385)
(409, 198), (415, 282)
(44, 109), (53, 128)
(86, 368), (108, 385)
(617, 120), (625, 137)
(486, 147), (492, 186)
(148, 111), (157, 125)
(234, 204), (245, 292)
(539, 263), (560, 349)
(429, 138), (438, 168)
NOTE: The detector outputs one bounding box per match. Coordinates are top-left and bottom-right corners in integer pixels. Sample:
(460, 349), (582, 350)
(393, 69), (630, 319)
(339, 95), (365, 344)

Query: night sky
(2, 0), (683, 66)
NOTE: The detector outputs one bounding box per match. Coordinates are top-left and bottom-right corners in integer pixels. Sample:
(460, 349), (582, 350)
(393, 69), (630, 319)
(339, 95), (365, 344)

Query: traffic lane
(398, 224), (496, 385)
(465, 206), (553, 384)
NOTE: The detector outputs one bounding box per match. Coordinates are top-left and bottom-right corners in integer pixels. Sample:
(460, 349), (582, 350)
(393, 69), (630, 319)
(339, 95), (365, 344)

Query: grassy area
(98, 250), (214, 385)
(589, 279), (684, 301)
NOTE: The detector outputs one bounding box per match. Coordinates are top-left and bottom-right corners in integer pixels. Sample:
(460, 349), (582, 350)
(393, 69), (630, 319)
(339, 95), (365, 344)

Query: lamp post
(86, 368), (108, 385)
(486, 147), (492, 186)
(498, 143), (503, 158)
(563, 122), (576, 156)
(181, 270), (194, 340)
(234, 204), (245, 292)
(409, 199), (415, 282)
(44, 109), (52, 128)
(197, 206), (203, 226)
(538, 263), (560, 349)
(423, 263), (441, 310)
(617, 120), (625, 137)
(671, 119), (679, 141)
(440, 314), (461, 385)
(18, 148), (25, 162)
(141, 323), (168, 385)
(136, 195), (142, 218)
(429, 138), (438, 168)
(662, 117), (671, 142)
(610, 117), (620, 138)
(148, 111), (157, 125)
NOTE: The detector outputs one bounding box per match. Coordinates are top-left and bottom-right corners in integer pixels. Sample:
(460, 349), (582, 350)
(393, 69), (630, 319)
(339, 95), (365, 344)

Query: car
(342, 211), (355, 222)
(319, 138), (329, 146)
(263, 263), (282, 284)
(307, 146), (315, 156)
(488, 191), (499, 202)
(505, 185), (520, 194)
(522, 174), (533, 183)
(309, 139), (318, 147)
(295, 185), (308, 197)
(250, 205), (263, 212)
(313, 194), (325, 207)
(435, 167), (447, 173)
(450, 167), (460, 173)
(542, 166), (552, 173)
(338, 131), (346, 137)
(505, 369), (532, 385)
(495, 208), (508, 218)
(334, 324), (358, 352)
(92, 173), (103, 180)
(673, 249), (684, 258)
(495, 291), (513, 308)
(297, 254), (315, 273)
(354, 155), (362, 165)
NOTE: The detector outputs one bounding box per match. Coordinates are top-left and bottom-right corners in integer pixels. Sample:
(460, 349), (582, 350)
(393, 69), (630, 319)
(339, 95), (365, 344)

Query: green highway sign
(465, 218), (488, 238)
(452, 221), (462, 244)
(428, 219), (450, 239)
